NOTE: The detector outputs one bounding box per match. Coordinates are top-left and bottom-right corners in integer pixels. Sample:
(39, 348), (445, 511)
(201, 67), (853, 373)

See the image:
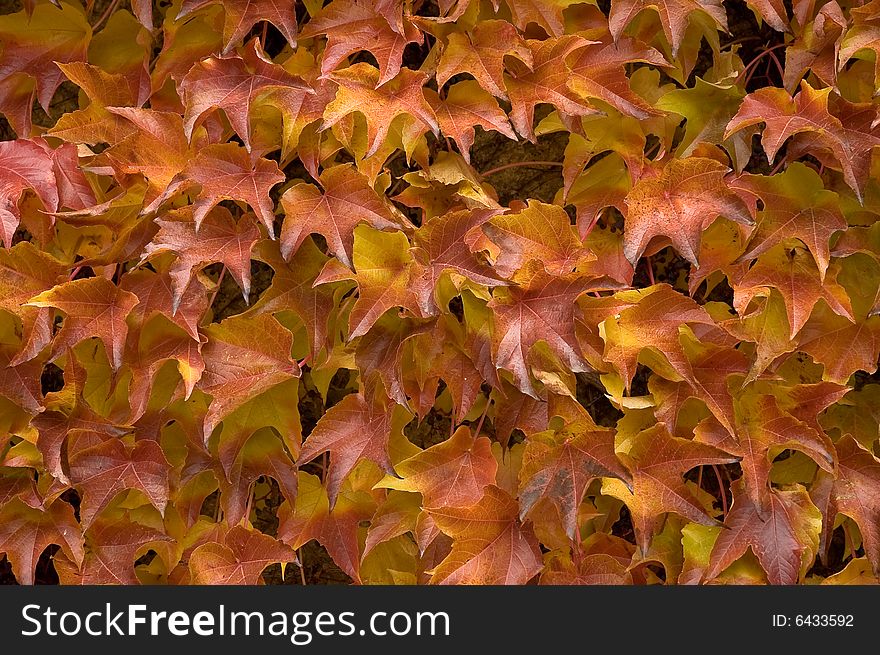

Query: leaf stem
(481, 161), (563, 177)
(297, 549), (308, 585)
(473, 395), (491, 437)
(91, 0), (120, 30)
(737, 43), (788, 86)
(712, 464), (728, 520)
(644, 255), (655, 286)
(209, 265), (227, 310)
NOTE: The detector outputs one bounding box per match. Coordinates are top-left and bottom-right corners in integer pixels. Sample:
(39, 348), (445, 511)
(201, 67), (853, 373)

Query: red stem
(737, 43), (788, 86)
(473, 395), (491, 437)
(92, 0), (120, 29)
(208, 265), (227, 308)
(712, 465), (728, 520)
(645, 255), (655, 286)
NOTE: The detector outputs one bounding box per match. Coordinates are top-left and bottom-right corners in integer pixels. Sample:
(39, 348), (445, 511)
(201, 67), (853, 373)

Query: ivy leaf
(428, 485), (543, 584)
(696, 394), (835, 516)
(488, 262), (622, 397)
(732, 163), (846, 281)
(411, 208), (508, 298)
(378, 426), (497, 509)
(505, 35), (597, 141)
(298, 393), (394, 508)
(318, 225), (432, 340)
(301, 0), (421, 86)
(519, 418), (632, 540)
(0, 2), (91, 115)
(608, 0), (728, 57)
(427, 82), (515, 164)
(279, 164), (400, 269)
(68, 437), (171, 530)
(31, 353), (128, 483)
(322, 63), (439, 158)
(218, 427), (299, 527)
(746, 0), (789, 32)
(502, 0), (584, 36)
(157, 143), (285, 237)
(436, 20), (532, 101)
(27, 277), (140, 371)
(0, 498), (84, 585)
(0, 139), (59, 247)
(611, 423), (739, 554)
(482, 200), (595, 278)
(104, 109), (191, 207)
(179, 39), (313, 152)
(189, 525), (296, 584)
(246, 238), (337, 358)
(0, 243), (66, 365)
(568, 37), (665, 120)
(704, 479), (822, 585)
(277, 471), (376, 582)
(141, 206), (260, 312)
(622, 157), (753, 267)
(121, 268), (206, 344)
(178, 0), (299, 54)
(726, 81), (880, 201)
(198, 314), (300, 437)
(812, 435), (880, 576)
(732, 245), (854, 339)
(597, 284), (715, 390)
(67, 515), (171, 585)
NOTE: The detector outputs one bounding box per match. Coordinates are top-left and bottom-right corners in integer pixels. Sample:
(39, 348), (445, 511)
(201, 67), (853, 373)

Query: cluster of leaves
(0, 0), (879, 586)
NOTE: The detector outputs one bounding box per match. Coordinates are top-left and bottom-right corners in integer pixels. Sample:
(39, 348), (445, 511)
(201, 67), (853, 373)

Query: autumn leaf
(704, 479), (822, 585)
(301, 0), (421, 86)
(322, 63), (439, 158)
(61, 515), (171, 585)
(427, 82), (515, 164)
(27, 277), (139, 370)
(0, 139), (59, 247)
(279, 164), (400, 269)
(179, 39), (313, 152)
(141, 205), (260, 312)
(608, 0), (728, 57)
(277, 471), (375, 582)
(298, 392), (394, 508)
(435, 20), (532, 101)
(189, 525), (296, 584)
(68, 437), (171, 530)
(317, 225), (433, 340)
(726, 81), (880, 201)
(519, 417), (632, 540)
(504, 35), (597, 141)
(696, 393), (835, 515)
(488, 261), (622, 396)
(812, 435), (880, 575)
(622, 157), (753, 267)
(482, 200), (595, 278)
(596, 283), (715, 389)
(377, 426), (497, 509)
(609, 423), (739, 554)
(198, 314), (300, 436)
(732, 245), (854, 339)
(156, 142), (284, 236)
(731, 163), (846, 281)
(0, 498), (84, 585)
(428, 485), (543, 584)
(178, 0), (299, 54)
